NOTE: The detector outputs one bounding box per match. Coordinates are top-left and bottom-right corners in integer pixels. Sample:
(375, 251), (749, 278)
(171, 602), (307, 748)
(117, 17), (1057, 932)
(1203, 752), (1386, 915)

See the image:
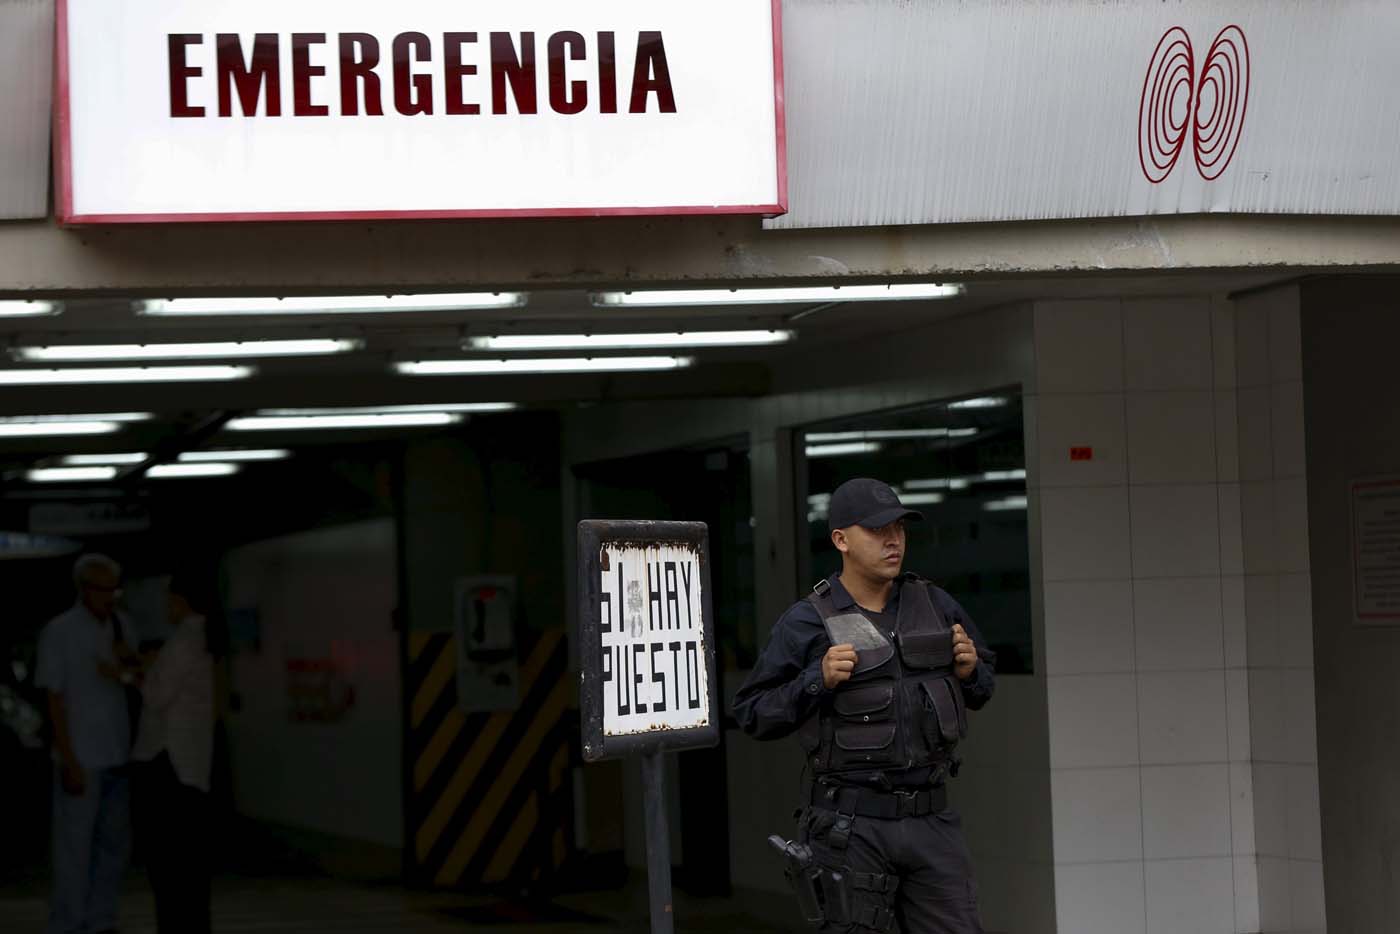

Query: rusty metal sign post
(577, 520), (720, 934)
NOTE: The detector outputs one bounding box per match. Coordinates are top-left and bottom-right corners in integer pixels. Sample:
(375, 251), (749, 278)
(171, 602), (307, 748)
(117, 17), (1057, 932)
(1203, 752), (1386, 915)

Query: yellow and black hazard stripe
(405, 627), (574, 887)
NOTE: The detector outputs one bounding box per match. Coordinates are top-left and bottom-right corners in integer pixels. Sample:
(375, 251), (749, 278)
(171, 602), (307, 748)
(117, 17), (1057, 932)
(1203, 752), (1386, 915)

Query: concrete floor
(0, 873), (802, 933)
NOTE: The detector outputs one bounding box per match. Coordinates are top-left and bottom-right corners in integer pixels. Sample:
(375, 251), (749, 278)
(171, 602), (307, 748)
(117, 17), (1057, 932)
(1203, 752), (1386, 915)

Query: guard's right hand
(822, 644), (859, 690)
(60, 760), (85, 796)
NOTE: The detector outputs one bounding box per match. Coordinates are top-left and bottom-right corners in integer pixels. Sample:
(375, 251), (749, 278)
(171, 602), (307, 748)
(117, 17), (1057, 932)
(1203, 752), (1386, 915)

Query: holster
(768, 835), (826, 925)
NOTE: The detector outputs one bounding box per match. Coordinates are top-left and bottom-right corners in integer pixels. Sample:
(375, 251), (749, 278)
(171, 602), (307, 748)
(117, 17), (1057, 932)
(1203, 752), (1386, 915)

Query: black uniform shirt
(732, 574), (995, 785)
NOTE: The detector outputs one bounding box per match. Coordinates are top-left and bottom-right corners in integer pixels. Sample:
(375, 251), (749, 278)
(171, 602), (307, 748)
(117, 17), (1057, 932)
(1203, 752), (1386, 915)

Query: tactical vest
(798, 575), (966, 780)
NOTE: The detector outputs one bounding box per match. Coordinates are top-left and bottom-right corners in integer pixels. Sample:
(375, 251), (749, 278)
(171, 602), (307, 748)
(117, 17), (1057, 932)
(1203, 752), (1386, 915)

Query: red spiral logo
(1138, 25), (1250, 183)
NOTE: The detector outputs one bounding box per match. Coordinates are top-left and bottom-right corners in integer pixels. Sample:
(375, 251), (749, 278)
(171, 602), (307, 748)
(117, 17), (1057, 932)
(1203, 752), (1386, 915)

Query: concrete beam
(2, 215), (1400, 293)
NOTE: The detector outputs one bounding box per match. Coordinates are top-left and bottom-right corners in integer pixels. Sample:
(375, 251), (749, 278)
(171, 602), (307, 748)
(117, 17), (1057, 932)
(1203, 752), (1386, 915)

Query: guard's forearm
(47, 692), (78, 764)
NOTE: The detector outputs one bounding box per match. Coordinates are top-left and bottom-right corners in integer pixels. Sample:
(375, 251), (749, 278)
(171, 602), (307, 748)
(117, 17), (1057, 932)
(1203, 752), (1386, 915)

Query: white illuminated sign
(598, 543), (710, 736)
(56, 0), (785, 223)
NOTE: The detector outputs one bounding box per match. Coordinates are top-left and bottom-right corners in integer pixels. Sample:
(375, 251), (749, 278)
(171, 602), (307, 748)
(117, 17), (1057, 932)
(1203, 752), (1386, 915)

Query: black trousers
(798, 805), (983, 934)
(137, 754), (211, 934)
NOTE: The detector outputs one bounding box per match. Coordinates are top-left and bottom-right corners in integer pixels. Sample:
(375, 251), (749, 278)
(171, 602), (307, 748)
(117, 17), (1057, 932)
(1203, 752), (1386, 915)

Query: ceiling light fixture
(947, 396), (1008, 410)
(59, 453), (149, 466)
(179, 449), (290, 463)
(984, 496), (1029, 512)
(0, 366), (254, 385)
(465, 330), (793, 351)
(138, 293), (525, 316)
(0, 300), (60, 318)
(26, 466), (118, 483)
(0, 413), (154, 424)
(804, 441), (882, 458)
(226, 413), (463, 431)
(147, 463), (241, 479)
(259, 403), (516, 416)
(591, 283), (964, 307)
(904, 477), (972, 491)
(0, 422), (121, 438)
(13, 339), (362, 362)
(396, 356), (693, 376)
(806, 428), (951, 443)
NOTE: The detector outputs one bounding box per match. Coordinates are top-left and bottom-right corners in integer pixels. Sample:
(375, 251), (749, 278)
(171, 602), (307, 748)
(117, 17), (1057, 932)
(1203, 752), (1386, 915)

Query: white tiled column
(1234, 287), (1327, 934)
(1031, 295), (1323, 934)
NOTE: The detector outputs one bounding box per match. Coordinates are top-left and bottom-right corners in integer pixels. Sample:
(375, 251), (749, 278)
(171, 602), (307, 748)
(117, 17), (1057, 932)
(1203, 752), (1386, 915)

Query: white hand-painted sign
(598, 543), (710, 736)
(56, 0), (784, 223)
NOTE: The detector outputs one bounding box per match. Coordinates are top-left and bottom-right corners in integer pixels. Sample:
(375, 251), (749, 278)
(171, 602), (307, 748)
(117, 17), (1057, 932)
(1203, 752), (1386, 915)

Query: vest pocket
(920, 676), (967, 744)
(831, 722), (897, 768)
(897, 629), (954, 670)
(833, 684), (894, 721)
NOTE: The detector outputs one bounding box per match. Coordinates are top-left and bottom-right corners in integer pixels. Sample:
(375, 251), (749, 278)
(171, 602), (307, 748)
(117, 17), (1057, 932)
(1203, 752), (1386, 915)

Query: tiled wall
(1030, 295), (1325, 934)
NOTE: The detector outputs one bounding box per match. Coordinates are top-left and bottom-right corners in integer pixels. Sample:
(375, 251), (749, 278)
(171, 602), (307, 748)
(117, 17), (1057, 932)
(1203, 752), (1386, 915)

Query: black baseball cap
(827, 478), (924, 532)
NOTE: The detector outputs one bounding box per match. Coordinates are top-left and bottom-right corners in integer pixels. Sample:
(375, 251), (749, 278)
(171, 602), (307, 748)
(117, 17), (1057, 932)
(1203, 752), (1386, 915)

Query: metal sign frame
(577, 519), (720, 763)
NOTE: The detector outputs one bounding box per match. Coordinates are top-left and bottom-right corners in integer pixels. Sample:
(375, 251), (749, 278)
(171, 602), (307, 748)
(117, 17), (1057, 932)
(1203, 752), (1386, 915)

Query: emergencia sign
(55, 0), (785, 222)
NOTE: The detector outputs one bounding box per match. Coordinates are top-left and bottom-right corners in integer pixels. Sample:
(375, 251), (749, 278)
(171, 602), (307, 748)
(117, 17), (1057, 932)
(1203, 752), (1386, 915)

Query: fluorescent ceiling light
(139, 293), (524, 316)
(984, 496), (1029, 512)
(60, 453), (148, 466)
(947, 428), (979, 438)
(26, 467), (118, 483)
(904, 477), (971, 491)
(591, 283), (964, 307)
(13, 339), (361, 362)
(259, 403), (516, 416)
(465, 330), (792, 351)
(904, 470), (1023, 491)
(0, 413), (154, 424)
(396, 357), (693, 376)
(804, 442), (882, 458)
(898, 492), (946, 506)
(0, 300), (60, 318)
(947, 396), (1007, 410)
(147, 463), (241, 479)
(226, 413), (463, 431)
(806, 429), (950, 443)
(179, 449), (290, 463)
(0, 421), (121, 438)
(0, 366), (253, 385)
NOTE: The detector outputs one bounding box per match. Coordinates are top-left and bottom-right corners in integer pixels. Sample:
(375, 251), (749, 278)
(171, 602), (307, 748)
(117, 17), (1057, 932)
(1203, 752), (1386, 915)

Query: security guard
(734, 477), (995, 933)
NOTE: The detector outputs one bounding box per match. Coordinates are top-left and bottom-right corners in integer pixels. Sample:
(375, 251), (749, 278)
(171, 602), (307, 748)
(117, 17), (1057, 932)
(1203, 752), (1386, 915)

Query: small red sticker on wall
(1070, 447), (1094, 461)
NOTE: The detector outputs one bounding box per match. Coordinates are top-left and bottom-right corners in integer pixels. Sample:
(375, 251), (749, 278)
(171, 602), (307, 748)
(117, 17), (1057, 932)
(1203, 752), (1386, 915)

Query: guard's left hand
(952, 624), (978, 681)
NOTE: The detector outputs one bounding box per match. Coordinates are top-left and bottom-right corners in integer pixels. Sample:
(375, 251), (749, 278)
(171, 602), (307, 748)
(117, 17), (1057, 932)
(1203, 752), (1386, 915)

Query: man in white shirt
(131, 573), (215, 934)
(36, 554), (135, 934)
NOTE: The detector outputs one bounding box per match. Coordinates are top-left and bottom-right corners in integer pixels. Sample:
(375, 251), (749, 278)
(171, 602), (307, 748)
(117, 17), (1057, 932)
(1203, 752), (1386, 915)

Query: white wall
(1300, 282), (1400, 934)
(223, 519), (402, 848)
(1031, 294), (1324, 934)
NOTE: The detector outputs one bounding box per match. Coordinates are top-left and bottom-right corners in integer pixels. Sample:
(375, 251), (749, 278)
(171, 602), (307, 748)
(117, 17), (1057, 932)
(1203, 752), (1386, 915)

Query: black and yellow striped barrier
(405, 627), (573, 887)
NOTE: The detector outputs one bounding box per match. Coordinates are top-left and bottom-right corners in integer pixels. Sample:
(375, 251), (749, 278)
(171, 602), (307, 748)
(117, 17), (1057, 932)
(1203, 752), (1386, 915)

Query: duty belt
(810, 782), (948, 820)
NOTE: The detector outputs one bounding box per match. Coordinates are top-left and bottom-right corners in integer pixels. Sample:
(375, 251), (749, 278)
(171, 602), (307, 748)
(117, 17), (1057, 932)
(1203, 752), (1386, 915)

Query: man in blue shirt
(36, 554), (135, 934)
(734, 479), (994, 933)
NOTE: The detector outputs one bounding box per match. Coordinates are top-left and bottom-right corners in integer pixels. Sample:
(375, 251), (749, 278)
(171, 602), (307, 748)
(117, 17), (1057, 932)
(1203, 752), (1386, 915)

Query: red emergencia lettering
(1138, 25), (1250, 183)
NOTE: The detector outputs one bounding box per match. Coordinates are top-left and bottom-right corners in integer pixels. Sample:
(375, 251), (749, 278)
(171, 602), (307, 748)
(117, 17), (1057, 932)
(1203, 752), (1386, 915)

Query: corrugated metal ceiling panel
(0, 0), (53, 221)
(769, 0), (1400, 229)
